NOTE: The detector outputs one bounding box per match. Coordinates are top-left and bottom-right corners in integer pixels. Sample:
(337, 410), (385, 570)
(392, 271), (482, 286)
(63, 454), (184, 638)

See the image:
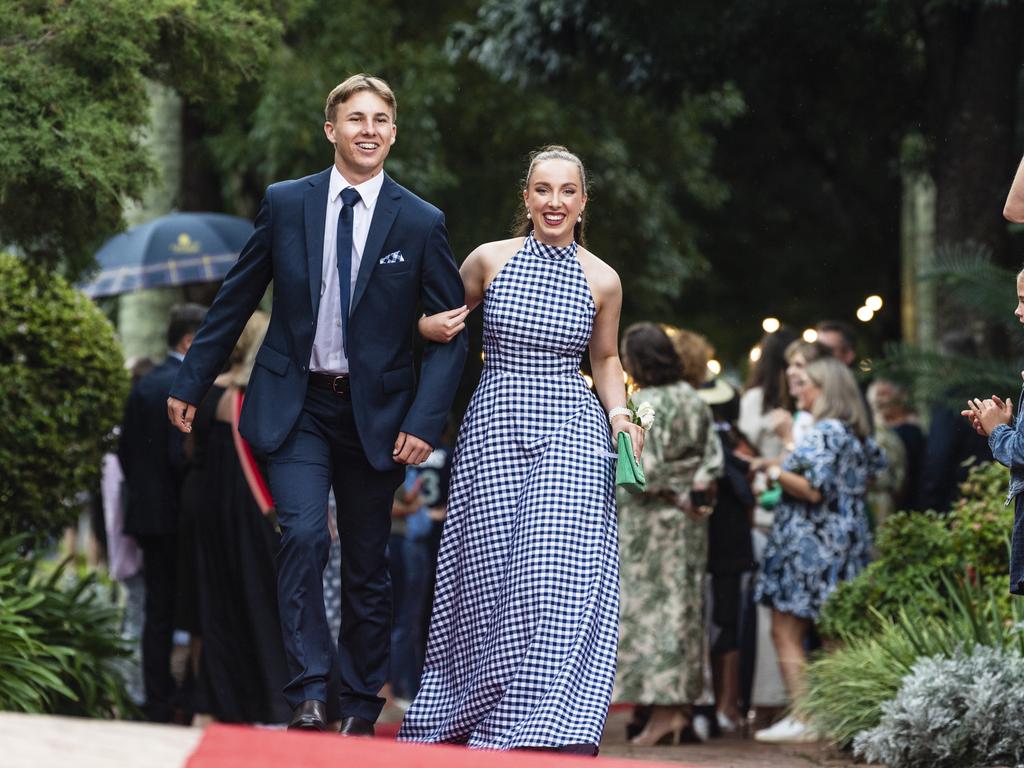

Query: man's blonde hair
(325, 74), (397, 123)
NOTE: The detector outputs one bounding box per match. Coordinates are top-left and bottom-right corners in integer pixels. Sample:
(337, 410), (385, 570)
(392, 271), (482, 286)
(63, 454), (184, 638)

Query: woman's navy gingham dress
(398, 233), (619, 749)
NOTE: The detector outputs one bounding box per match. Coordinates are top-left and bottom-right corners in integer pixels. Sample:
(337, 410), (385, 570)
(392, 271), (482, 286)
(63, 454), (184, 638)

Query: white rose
(636, 402), (655, 430)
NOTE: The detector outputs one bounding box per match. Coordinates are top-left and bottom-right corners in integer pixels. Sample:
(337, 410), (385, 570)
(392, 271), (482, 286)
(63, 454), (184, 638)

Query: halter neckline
(524, 231), (578, 261)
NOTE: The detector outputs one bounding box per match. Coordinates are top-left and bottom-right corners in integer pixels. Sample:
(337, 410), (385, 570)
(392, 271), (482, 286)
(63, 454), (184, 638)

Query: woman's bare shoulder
(467, 237), (526, 279)
(577, 246), (621, 299)
(469, 237), (524, 262)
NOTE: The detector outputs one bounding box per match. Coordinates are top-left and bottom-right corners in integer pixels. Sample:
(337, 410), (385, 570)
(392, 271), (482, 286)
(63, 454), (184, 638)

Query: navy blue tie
(336, 186), (361, 354)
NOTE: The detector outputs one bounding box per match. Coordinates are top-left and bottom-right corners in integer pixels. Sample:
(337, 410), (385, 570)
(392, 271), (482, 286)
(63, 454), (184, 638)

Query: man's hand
(964, 395), (1013, 437)
(167, 396), (197, 433)
(393, 432), (432, 465)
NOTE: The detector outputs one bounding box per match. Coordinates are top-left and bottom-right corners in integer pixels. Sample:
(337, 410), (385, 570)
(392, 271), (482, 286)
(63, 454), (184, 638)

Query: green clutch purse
(616, 431), (647, 493)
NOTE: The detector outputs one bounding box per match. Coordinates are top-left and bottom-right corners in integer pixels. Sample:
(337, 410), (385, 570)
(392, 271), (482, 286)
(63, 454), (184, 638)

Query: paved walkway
(0, 710), (871, 768)
(600, 709), (866, 768)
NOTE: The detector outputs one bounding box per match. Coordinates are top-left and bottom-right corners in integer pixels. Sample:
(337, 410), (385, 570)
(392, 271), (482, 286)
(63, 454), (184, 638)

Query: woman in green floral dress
(615, 323), (725, 746)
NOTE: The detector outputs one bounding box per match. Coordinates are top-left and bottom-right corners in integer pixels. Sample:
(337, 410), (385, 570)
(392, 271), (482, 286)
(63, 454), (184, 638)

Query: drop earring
(577, 215), (582, 222)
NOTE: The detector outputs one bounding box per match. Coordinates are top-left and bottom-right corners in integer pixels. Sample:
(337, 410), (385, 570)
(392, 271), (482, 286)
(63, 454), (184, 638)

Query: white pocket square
(379, 250), (404, 265)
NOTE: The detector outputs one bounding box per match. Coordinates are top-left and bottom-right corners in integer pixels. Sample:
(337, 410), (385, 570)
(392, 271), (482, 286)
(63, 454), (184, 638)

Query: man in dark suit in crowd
(119, 303), (207, 722)
(166, 74), (467, 736)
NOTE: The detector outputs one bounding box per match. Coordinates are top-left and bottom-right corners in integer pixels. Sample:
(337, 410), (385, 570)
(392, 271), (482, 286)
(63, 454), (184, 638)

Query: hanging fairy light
(802, 328), (818, 343)
(856, 306), (874, 322)
(865, 295), (883, 312)
(749, 345), (762, 363)
(762, 317), (781, 334)
(707, 359), (722, 376)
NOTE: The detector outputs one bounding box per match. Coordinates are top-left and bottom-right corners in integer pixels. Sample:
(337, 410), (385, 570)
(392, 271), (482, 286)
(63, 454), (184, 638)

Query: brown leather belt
(308, 372), (350, 397)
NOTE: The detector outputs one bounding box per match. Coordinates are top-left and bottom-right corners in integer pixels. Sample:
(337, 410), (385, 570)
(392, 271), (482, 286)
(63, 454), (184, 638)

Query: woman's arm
(777, 468), (823, 503)
(1006, 155), (1024, 223)
(751, 457), (823, 503)
(588, 266), (644, 455)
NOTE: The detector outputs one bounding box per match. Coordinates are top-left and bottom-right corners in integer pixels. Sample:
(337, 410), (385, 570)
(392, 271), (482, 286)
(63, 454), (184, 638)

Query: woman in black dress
(188, 310), (290, 724)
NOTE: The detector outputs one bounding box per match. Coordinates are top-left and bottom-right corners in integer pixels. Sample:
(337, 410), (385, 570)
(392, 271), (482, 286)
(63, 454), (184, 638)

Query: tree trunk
(923, 0), (1024, 263)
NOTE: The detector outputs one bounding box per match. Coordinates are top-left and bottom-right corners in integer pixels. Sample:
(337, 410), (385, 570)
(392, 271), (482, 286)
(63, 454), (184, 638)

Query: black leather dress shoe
(338, 715), (375, 737)
(288, 700), (327, 731)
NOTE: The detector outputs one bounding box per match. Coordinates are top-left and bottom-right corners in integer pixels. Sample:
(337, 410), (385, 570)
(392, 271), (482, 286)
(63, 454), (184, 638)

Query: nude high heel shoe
(628, 706), (689, 747)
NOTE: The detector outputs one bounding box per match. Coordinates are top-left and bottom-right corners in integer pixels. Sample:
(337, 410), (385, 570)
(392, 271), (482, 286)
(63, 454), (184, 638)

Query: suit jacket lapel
(351, 173), (402, 314)
(304, 169), (331, 318)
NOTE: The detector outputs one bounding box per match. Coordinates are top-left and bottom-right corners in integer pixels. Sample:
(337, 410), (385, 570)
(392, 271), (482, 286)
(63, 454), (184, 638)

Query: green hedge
(0, 537), (132, 715)
(0, 253), (128, 543)
(819, 461), (1012, 639)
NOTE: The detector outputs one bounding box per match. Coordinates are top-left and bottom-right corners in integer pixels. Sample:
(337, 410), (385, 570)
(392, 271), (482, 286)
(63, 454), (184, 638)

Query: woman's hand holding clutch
(612, 418), (646, 458)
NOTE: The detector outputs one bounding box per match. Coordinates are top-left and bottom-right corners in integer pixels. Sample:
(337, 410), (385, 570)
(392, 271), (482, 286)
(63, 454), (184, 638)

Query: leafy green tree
(454, 0), (1024, 359)
(0, 0), (281, 278)
(198, 0), (741, 325)
(0, 253), (128, 543)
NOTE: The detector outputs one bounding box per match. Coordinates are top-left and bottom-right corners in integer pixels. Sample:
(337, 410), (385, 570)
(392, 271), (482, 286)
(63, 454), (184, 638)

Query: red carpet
(186, 723), (696, 768)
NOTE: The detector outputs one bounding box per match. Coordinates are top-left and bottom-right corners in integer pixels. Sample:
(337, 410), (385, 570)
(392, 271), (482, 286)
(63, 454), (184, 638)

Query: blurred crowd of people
(78, 305), (984, 744)
(608, 317), (985, 747)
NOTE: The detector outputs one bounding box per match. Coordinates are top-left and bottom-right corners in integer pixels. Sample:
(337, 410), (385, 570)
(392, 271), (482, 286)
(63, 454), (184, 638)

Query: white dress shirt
(309, 166), (385, 374)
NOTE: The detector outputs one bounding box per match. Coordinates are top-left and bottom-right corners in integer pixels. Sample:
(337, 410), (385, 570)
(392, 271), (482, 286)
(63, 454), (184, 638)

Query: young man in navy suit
(166, 74), (467, 735)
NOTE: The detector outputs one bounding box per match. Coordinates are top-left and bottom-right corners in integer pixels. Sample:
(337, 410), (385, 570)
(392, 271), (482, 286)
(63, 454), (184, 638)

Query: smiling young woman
(400, 146), (641, 754)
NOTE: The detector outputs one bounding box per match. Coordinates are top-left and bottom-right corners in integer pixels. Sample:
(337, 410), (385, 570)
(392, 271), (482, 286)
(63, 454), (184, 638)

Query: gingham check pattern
(399, 233), (619, 749)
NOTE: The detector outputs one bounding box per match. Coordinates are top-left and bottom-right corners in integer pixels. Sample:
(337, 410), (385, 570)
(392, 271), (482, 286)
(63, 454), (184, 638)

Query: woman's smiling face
(523, 158), (587, 247)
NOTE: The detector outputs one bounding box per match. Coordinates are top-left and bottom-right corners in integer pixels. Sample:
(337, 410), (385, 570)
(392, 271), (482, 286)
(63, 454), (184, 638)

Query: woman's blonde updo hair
(514, 145), (589, 246)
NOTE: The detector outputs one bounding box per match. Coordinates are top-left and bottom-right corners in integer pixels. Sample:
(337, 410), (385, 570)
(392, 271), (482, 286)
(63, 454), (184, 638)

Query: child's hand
(961, 405), (986, 436)
(966, 395), (1013, 436)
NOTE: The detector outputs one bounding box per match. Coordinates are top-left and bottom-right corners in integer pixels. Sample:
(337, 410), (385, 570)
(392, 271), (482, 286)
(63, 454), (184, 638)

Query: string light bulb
(749, 346), (762, 363)
(707, 359), (722, 375)
(865, 295), (883, 312)
(761, 317), (781, 334)
(856, 306), (874, 322)
(802, 328), (818, 343)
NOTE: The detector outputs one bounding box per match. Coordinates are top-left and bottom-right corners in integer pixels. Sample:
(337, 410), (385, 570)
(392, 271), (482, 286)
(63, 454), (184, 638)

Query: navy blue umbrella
(78, 212), (254, 298)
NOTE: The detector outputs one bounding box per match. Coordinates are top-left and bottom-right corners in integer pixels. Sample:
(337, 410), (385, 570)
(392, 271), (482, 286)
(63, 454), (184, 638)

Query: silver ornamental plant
(853, 644), (1024, 768)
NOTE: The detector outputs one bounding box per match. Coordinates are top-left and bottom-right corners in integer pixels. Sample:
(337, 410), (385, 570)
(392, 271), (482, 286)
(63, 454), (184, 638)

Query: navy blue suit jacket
(170, 169), (467, 470)
(120, 355), (187, 537)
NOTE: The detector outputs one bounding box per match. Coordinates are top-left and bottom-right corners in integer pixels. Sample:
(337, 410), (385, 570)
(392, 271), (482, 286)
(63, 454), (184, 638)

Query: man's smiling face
(324, 90), (396, 183)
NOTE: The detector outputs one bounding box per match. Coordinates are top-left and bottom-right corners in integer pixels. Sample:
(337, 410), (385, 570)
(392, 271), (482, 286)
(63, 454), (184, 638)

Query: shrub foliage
(0, 537), (132, 715)
(853, 645), (1024, 768)
(798, 575), (1024, 746)
(819, 461), (1012, 639)
(0, 253), (128, 543)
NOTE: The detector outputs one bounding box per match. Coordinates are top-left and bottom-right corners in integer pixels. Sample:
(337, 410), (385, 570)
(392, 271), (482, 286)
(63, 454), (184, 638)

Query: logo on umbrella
(170, 233), (201, 254)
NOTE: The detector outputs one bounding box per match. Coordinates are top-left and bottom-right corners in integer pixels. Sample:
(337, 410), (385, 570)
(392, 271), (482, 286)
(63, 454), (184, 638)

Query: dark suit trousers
(268, 385), (403, 721)
(136, 533), (178, 722)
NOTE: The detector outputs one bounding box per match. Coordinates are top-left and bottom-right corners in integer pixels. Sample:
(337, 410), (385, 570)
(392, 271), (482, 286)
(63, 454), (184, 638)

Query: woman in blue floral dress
(752, 356), (884, 743)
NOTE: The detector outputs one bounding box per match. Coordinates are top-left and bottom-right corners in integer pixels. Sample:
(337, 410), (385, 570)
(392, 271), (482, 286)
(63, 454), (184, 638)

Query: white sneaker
(753, 715), (817, 743)
(691, 713), (711, 743)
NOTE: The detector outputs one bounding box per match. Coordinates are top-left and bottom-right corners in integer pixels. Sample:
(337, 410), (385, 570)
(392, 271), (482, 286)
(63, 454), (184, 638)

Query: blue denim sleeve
(988, 421), (1024, 469)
